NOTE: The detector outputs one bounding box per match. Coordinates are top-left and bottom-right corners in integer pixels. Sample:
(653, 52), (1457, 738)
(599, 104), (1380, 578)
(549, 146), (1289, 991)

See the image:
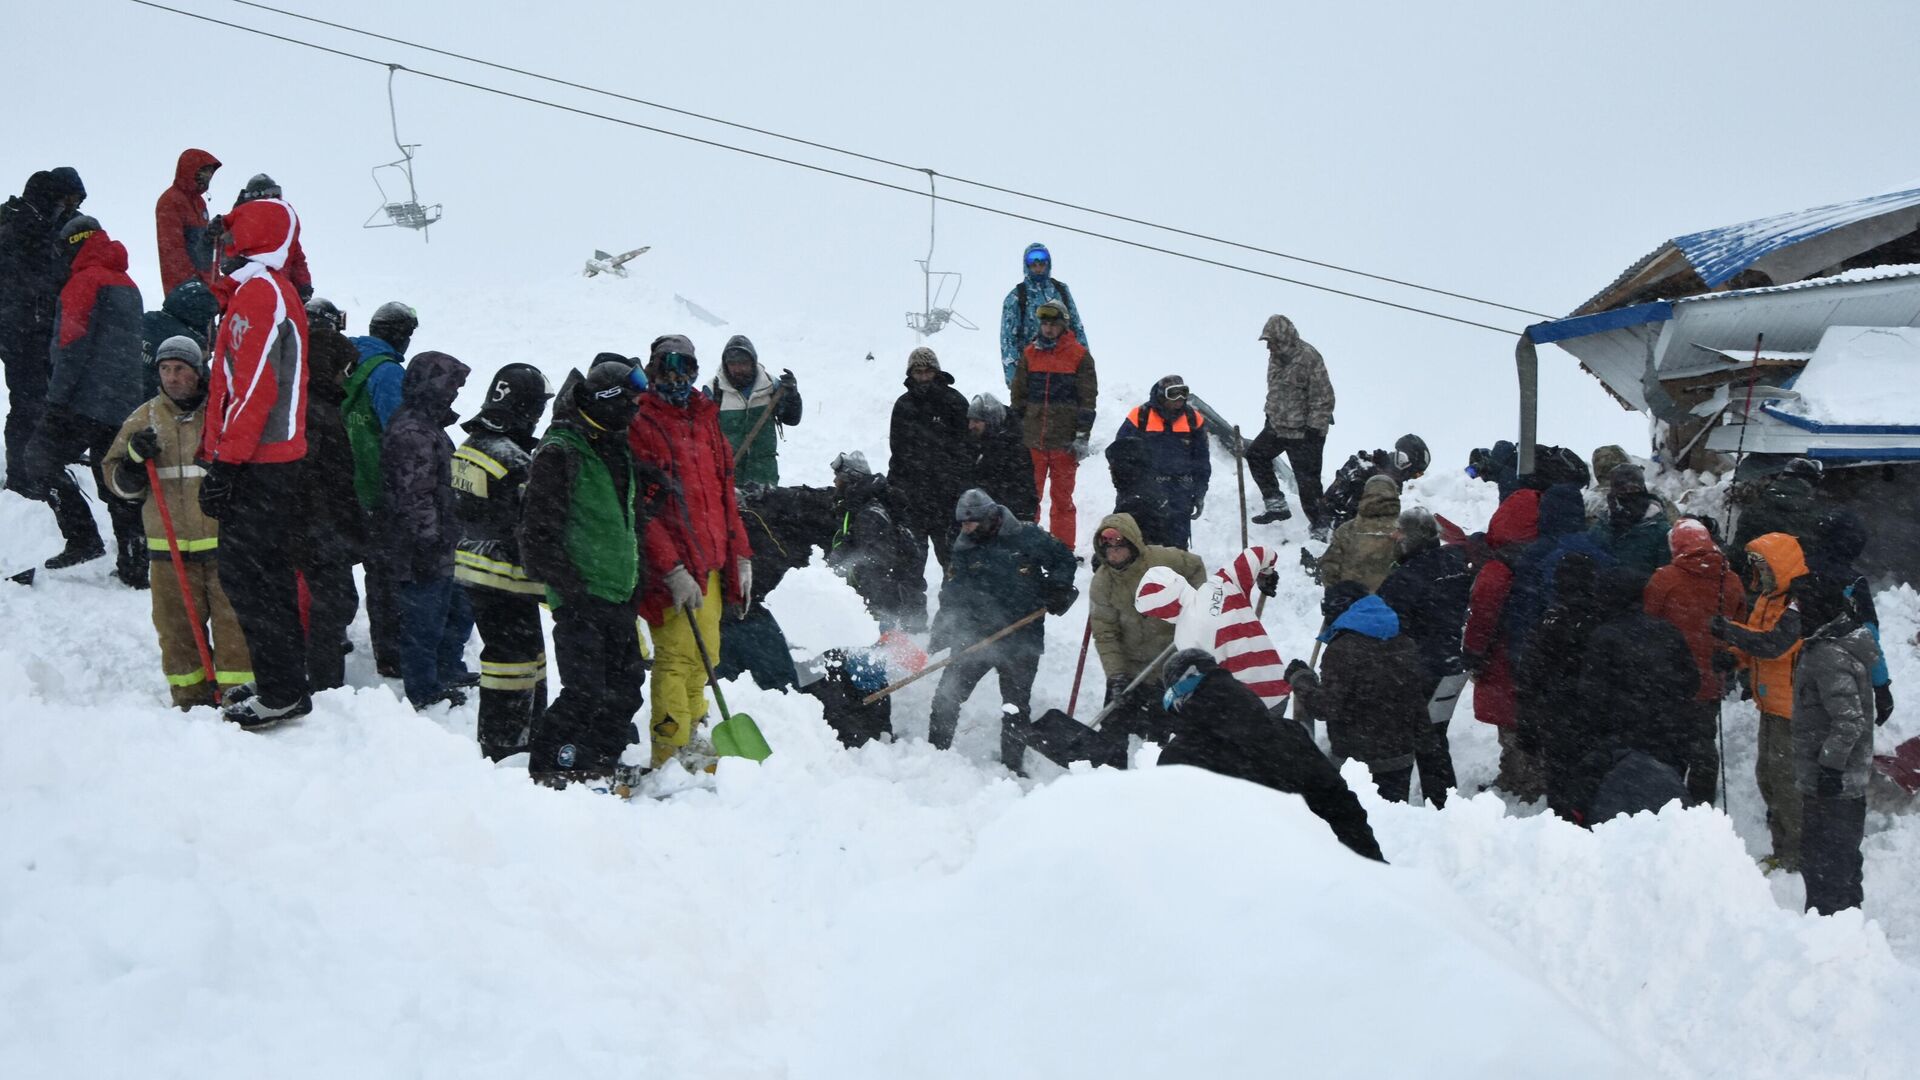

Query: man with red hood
(1462, 486), (1543, 798)
(1644, 517), (1745, 805)
(156, 149), (221, 294)
(21, 215), (146, 573)
(197, 196), (311, 730)
(629, 334), (752, 767)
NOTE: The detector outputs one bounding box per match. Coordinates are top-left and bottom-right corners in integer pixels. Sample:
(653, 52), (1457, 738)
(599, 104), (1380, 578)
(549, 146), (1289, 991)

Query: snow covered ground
(2, 270), (1919, 1078)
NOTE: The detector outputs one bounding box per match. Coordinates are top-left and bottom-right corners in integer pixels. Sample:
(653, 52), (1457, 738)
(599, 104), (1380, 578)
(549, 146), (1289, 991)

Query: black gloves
(198, 461), (239, 519)
(1045, 585), (1079, 617)
(1816, 766), (1847, 798)
(779, 368), (797, 390)
(1256, 567), (1278, 598)
(127, 429), (161, 464)
(1105, 675), (1132, 704)
(1709, 615), (1730, 640)
(1876, 683), (1895, 726)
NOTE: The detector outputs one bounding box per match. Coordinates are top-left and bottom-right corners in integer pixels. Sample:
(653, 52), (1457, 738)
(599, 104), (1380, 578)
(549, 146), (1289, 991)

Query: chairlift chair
(364, 66), (442, 240)
(905, 171), (975, 338)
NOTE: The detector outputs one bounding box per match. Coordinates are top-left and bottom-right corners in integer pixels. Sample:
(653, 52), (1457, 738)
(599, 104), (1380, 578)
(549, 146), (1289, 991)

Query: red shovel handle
(146, 459), (216, 686)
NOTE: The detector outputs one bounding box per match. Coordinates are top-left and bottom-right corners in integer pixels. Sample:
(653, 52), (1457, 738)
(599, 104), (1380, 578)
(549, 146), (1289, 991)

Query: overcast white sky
(7, 0), (1918, 468)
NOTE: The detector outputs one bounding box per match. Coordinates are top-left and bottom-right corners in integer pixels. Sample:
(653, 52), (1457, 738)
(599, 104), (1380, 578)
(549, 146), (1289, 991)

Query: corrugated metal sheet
(1674, 188), (1920, 287)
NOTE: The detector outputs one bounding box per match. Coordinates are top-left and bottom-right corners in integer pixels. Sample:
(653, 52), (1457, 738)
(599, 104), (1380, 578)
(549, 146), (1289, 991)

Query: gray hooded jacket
(1260, 314), (1335, 438)
(1791, 619), (1881, 798)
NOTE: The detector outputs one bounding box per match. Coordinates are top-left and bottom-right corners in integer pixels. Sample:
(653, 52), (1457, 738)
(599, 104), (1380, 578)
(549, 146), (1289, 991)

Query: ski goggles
(1025, 248), (1051, 266)
(1160, 382), (1190, 402)
(625, 365), (650, 394)
(1095, 528), (1131, 550)
(655, 352), (697, 381)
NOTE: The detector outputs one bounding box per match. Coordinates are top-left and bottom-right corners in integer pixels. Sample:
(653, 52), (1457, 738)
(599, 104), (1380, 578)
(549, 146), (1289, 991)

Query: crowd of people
(0, 155), (1895, 913)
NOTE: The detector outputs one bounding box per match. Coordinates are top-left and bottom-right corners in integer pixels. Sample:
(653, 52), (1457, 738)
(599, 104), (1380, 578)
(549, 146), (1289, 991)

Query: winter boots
(113, 539), (149, 590)
(1251, 495), (1292, 525)
(44, 541), (106, 570)
(223, 692), (313, 731)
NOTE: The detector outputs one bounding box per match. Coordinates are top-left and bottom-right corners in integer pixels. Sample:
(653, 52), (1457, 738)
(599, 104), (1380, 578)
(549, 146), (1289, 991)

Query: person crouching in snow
(1157, 649), (1384, 862)
(103, 336), (252, 708)
(1314, 473), (1400, 593)
(379, 351), (476, 710)
(1289, 583), (1427, 802)
(629, 335), (754, 768)
(927, 489), (1079, 774)
(1134, 544), (1292, 714)
(520, 361), (660, 785)
(827, 450), (928, 632)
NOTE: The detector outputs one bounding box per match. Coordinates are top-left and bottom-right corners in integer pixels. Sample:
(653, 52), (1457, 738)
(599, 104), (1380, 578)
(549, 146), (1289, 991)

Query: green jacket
(342, 353), (398, 510)
(1090, 512), (1206, 679)
(1588, 505), (1672, 577)
(1318, 475), (1400, 593)
(708, 354), (801, 488)
(540, 426), (637, 608)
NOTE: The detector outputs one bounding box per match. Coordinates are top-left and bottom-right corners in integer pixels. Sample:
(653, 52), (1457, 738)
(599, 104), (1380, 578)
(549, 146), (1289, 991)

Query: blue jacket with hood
(998, 242), (1087, 384)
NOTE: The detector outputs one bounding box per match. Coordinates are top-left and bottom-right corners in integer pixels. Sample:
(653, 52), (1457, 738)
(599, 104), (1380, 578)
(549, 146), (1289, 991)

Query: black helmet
(478, 363), (554, 430)
(577, 359), (641, 431)
(1393, 434), (1430, 478)
(305, 297), (346, 333)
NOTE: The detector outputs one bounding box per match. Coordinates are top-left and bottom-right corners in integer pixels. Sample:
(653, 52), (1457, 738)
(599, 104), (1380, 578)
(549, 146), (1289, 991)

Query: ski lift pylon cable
(363, 63), (443, 239)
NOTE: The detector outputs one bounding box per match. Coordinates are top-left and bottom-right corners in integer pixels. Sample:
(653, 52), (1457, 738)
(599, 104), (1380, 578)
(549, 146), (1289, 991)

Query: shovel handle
(861, 608), (1046, 706)
(148, 459), (216, 685)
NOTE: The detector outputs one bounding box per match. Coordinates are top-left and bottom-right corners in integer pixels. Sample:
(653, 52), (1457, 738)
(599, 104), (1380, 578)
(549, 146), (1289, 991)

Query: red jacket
(201, 199), (308, 465)
(628, 390), (752, 623)
(156, 148), (220, 295)
(1463, 488), (1540, 728)
(1644, 520), (1745, 702)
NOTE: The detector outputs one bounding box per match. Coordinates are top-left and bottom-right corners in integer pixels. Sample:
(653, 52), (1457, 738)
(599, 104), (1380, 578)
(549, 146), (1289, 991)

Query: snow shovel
(1015, 643), (1178, 769)
(860, 608), (1047, 706)
(686, 614), (772, 762)
(1873, 736), (1920, 796)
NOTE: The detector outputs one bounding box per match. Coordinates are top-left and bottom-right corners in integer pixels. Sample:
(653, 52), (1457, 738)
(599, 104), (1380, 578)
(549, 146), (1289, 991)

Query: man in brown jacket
(1010, 298), (1098, 547)
(1316, 474), (1401, 593)
(1090, 512), (1206, 699)
(1247, 314), (1336, 539)
(103, 336), (251, 707)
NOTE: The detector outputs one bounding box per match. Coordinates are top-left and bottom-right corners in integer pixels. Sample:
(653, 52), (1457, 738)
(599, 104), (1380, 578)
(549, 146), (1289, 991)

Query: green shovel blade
(711, 714), (773, 762)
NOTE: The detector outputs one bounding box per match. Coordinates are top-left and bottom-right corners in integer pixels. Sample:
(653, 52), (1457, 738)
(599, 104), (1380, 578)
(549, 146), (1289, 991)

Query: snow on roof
(1678, 262), (1920, 304)
(1673, 189), (1920, 287)
(1771, 325), (1920, 426)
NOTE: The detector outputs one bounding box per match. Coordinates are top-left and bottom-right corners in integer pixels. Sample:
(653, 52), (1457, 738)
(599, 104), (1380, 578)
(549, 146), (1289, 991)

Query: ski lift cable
(220, 0), (1549, 321)
(125, 0), (1524, 337)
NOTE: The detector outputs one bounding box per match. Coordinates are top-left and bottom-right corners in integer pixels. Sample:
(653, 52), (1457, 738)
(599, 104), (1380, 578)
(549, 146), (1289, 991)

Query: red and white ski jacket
(201, 198), (308, 465)
(1135, 544), (1292, 709)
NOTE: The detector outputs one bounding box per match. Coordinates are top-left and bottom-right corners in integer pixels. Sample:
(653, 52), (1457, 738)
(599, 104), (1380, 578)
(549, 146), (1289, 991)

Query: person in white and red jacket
(197, 196), (311, 730)
(1134, 544), (1293, 711)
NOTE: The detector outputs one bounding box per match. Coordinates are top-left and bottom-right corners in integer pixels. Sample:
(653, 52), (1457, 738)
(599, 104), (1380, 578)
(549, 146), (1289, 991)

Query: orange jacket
(1730, 532), (1808, 717)
(1644, 520), (1745, 702)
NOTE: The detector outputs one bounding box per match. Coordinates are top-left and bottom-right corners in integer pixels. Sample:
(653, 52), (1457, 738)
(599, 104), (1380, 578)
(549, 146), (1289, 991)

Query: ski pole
(862, 608), (1046, 705)
(1066, 607), (1094, 717)
(147, 458), (216, 686)
(1724, 332), (1763, 541)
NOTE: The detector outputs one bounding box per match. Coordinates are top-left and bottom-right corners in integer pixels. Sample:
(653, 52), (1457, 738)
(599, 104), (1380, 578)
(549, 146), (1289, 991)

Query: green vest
(342, 355), (395, 510)
(542, 426), (638, 609)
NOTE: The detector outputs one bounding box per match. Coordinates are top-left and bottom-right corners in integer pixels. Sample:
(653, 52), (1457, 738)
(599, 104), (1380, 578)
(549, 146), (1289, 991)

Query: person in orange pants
(1010, 298), (1098, 548)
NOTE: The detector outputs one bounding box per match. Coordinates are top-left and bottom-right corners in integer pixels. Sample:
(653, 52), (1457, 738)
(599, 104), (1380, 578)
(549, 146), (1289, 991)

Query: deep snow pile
(4, 272), (1920, 1078)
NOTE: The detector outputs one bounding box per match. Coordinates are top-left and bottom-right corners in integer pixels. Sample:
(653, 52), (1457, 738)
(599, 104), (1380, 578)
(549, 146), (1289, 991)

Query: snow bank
(1779, 326), (1920, 426)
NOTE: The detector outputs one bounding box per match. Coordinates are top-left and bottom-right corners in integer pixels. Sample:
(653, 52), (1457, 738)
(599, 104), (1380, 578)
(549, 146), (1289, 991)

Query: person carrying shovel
(102, 335), (252, 708)
(927, 488), (1079, 774)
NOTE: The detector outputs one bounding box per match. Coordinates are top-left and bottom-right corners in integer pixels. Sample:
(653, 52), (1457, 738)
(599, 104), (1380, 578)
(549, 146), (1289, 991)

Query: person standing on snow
(827, 450), (928, 632)
(342, 300), (420, 677)
(1803, 509), (1894, 726)
(378, 351), (475, 710)
(962, 392), (1038, 524)
(1515, 551), (1606, 820)
(103, 336), (252, 708)
(451, 363), (553, 757)
(887, 346), (971, 570)
(229, 174), (313, 301)
(0, 171), (73, 489)
(1089, 512), (1206, 737)
(1246, 314), (1335, 538)
(1315, 474), (1401, 594)
(1572, 566), (1700, 804)
(928, 489), (1079, 774)
(1462, 487), (1544, 798)
(520, 361), (661, 785)
(630, 335), (755, 768)
(1643, 518), (1746, 805)
(23, 216), (147, 577)
(1320, 434), (1429, 532)
(997, 242), (1087, 388)
(196, 195), (311, 729)
(1107, 375), (1210, 550)
(1290, 584), (1428, 802)
(155, 149), (221, 294)
(706, 334), (800, 489)
(1713, 532), (1811, 871)
(294, 299), (365, 693)
(1788, 576), (1881, 915)
(1010, 297), (1098, 548)
(1157, 649), (1384, 862)
(1377, 506), (1475, 807)
(1587, 463), (1671, 576)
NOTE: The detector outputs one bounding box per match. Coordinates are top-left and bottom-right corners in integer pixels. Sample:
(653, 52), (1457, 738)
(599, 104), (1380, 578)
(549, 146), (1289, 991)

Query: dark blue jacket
(931, 507), (1077, 650)
(1109, 400), (1211, 492)
(1502, 484), (1590, 663)
(1377, 540), (1474, 680)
